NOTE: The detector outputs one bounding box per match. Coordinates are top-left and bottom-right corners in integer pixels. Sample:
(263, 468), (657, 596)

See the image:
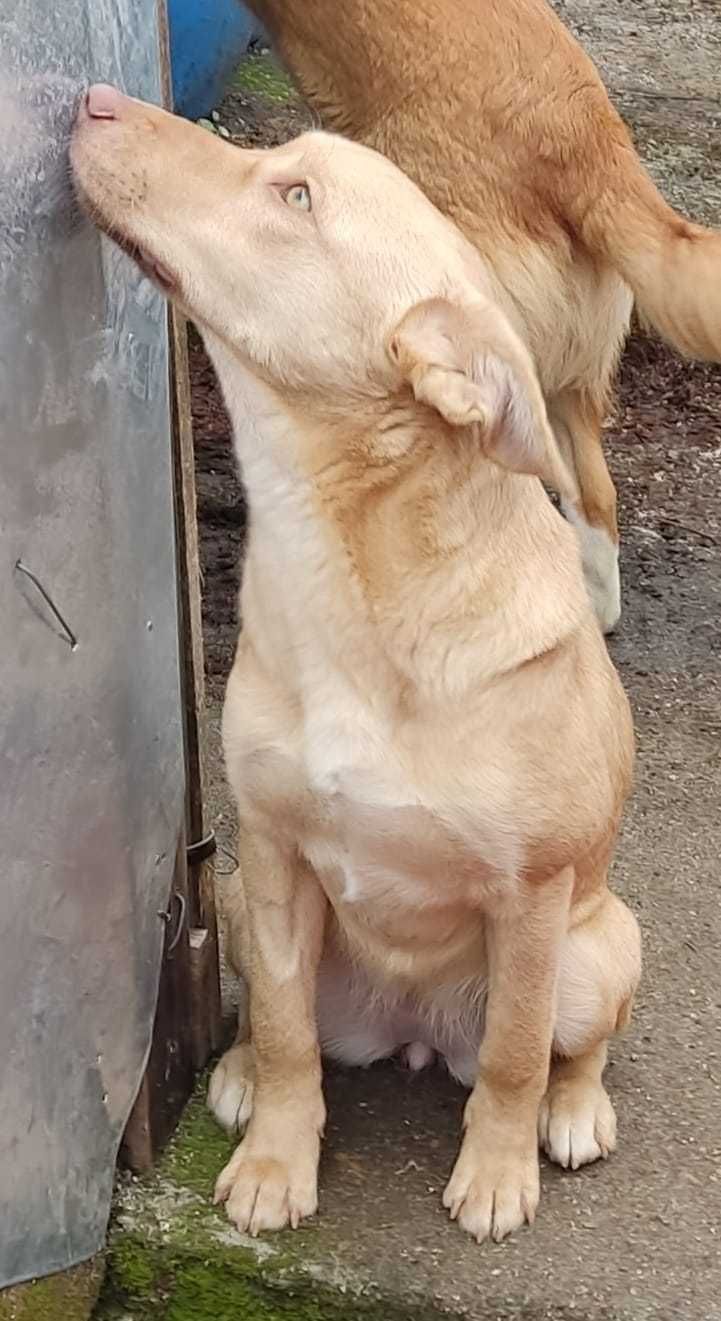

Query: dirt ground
(189, 33), (721, 1321)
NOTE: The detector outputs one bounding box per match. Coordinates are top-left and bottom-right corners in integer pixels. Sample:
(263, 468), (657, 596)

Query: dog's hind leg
(539, 888), (641, 1170)
(208, 1036), (256, 1134)
(207, 867), (257, 1132)
(549, 386), (621, 635)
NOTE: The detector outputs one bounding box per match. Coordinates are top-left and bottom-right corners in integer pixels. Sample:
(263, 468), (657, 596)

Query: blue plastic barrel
(167, 0), (263, 120)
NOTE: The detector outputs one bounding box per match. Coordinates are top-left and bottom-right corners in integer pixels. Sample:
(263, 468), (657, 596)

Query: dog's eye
(282, 183), (312, 212)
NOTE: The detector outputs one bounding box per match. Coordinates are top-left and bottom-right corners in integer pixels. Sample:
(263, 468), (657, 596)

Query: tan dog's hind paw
(214, 1143), (320, 1234)
(443, 1140), (540, 1243)
(208, 1042), (256, 1133)
(538, 1075), (617, 1170)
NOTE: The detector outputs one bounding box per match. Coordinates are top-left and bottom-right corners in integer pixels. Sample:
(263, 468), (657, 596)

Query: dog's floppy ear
(386, 296), (573, 496)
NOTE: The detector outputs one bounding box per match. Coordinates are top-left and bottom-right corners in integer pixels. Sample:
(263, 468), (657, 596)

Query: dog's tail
(582, 148), (721, 362)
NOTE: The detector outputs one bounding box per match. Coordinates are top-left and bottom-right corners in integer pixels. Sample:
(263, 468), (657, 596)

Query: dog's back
(248, 0), (721, 377)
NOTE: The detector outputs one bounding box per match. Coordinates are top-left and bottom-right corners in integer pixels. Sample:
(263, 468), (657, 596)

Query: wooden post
(167, 286), (224, 1067)
(121, 837), (195, 1171)
(120, 0), (223, 1171)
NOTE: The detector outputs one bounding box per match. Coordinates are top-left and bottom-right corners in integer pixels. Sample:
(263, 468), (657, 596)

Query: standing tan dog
(72, 86), (641, 1244)
(245, 0), (721, 632)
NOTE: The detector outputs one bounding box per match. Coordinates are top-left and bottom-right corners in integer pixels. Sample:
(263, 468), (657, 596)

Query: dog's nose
(85, 83), (123, 120)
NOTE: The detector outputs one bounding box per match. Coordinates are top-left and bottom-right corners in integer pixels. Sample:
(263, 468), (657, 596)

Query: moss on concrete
(162, 1083), (237, 1200)
(93, 1076), (446, 1320)
(234, 52), (295, 104)
(100, 1239), (447, 1320)
(0, 1260), (104, 1321)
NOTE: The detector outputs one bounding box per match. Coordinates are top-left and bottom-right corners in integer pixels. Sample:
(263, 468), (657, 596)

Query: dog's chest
(304, 786), (454, 910)
(295, 708), (517, 920)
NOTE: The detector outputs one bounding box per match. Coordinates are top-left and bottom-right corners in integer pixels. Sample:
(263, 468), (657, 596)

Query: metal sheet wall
(0, 0), (185, 1287)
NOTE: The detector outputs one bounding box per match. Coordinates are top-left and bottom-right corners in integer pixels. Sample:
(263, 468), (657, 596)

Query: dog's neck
(207, 337), (587, 702)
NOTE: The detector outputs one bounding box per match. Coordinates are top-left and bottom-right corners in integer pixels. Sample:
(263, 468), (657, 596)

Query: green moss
(92, 1075), (448, 1320)
(233, 52), (295, 103)
(0, 1260), (104, 1321)
(162, 1081), (236, 1199)
(108, 1238), (156, 1298)
(99, 1235), (444, 1319)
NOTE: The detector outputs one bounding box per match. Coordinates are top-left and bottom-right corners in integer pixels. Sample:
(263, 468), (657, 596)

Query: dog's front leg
(444, 867), (573, 1243)
(214, 833), (327, 1234)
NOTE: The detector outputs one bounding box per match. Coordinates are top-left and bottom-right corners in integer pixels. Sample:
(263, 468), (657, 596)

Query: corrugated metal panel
(0, 0), (185, 1287)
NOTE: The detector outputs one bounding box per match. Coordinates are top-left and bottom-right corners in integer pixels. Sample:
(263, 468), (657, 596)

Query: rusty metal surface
(0, 0), (184, 1288)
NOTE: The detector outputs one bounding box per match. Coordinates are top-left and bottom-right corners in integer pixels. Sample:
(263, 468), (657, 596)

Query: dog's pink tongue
(86, 83), (123, 120)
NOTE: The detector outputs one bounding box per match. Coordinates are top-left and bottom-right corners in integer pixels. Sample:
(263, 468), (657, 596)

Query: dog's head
(71, 86), (570, 491)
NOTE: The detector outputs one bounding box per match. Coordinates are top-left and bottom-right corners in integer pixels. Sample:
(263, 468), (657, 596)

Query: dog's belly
(315, 936), (486, 1087)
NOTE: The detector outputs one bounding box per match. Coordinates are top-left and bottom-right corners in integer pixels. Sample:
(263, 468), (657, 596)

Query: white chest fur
(293, 693), (521, 967)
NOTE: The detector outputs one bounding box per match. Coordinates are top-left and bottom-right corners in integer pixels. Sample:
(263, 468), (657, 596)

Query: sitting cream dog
(72, 85), (641, 1245)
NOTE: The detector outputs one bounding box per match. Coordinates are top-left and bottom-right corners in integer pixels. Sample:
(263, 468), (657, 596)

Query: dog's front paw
(214, 1139), (320, 1234)
(538, 1076), (617, 1170)
(443, 1135), (540, 1243)
(208, 1042), (256, 1133)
